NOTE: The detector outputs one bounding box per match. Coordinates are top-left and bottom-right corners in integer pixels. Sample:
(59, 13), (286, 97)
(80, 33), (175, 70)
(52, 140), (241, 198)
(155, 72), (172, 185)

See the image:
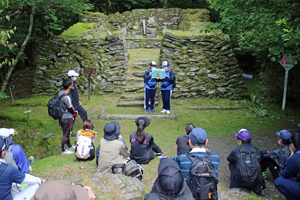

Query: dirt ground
(207, 126), (299, 200)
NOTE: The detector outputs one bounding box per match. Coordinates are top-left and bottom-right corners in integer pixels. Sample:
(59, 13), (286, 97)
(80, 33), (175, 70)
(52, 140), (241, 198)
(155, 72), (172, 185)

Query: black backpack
(111, 160), (143, 180)
(186, 153), (218, 200)
(47, 93), (67, 120)
(236, 146), (260, 188)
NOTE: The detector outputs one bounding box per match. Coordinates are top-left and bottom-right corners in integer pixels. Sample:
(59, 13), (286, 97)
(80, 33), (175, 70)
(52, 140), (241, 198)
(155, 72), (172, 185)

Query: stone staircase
(117, 58), (161, 107)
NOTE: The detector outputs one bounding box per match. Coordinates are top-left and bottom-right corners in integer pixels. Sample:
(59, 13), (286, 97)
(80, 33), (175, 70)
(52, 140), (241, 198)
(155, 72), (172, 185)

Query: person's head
(161, 61), (169, 71)
(103, 122), (118, 141)
(185, 123), (195, 135)
(31, 180), (93, 200)
(0, 128), (15, 139)
(276, 129), (292, 145)
(135, 117), (150, 143)
(0, 136), (7, 159)
(158, 158), (184, 197)
(234, 129), (252, 145)
(290, 132), (300, 153)
(149, 61), (157, 69)
(68, 70), (79, 81)
(188, 127), (208, 148)
(83, 120), (93, 130)
(63, 78), (73, 90)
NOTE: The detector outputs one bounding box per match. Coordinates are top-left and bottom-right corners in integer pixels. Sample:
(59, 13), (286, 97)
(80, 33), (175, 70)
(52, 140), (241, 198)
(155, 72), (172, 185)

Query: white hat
(68, 70), (79, 77)
(150, 61), (157, 66)
(161, 61), (169, 67)
(0, 128), (15, 137)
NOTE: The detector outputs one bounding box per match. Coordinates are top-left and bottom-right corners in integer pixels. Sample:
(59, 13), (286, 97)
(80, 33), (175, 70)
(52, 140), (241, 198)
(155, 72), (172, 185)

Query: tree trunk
(0, 5), (36, 93)
(163, 0), (167, 8)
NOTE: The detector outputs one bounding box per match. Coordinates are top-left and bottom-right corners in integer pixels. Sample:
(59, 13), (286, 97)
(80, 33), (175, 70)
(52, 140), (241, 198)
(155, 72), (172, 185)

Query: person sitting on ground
(144, 158), (194, 200)
(176, 123), (195, 155)
(227, 129), (266, 195)
(173, 127), (220, 179)
(261, 129), (292, 179)
(275, 132), (300, 200)
(0, 137), (45, 200)
(98, 121), (130, 173)
(31, 180), (96, 200)
(0, 128), (34, 173)
(75, 120), (96, 161)
(129, 117), (163, 164)
(96, 121), (128, 166)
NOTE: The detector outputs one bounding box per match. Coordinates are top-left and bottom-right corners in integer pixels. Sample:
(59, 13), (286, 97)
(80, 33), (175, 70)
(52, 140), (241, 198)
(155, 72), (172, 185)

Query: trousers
(275, 177), (300, 200)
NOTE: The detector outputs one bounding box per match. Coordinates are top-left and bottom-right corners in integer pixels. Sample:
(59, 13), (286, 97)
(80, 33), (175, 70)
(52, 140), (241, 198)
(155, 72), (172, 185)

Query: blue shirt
(160, 69), (174, 90)
(0, 162), (25, 200)
(144, 68), (157, 89)
(173, 149), (220, 180)
(281, 148), (300, 181)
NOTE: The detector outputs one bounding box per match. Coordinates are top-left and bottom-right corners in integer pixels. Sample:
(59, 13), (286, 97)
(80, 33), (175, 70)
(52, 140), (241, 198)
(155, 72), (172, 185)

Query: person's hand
(79, 101), (82, 106)
(149, 72), (152, 76)
(84, 186), (96, 200)
(165, 74), (167, 77)
(42, 179), (46, 183)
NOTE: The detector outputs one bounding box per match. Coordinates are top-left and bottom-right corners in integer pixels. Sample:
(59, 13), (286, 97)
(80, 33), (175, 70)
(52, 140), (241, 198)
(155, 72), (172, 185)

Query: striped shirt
(173, 148), (220, 180)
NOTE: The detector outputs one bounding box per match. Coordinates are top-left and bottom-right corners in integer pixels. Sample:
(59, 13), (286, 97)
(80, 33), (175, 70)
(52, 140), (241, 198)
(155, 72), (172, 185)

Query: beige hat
(31, 180), (89, 200)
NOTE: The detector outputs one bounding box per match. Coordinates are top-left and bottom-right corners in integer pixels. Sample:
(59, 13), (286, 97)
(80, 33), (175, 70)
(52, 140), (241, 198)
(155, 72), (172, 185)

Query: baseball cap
(68, 70), (79, 77)
(161, 61), (169, 67)
(32, 180), (89, 200)
(276, 129), (292, 140)
(0, 137), (6, 155)
(0, 128), (15, 137)
(189, 127), (207, 144)
(150, 61), (157, 66)
(234, 129), (252, 142)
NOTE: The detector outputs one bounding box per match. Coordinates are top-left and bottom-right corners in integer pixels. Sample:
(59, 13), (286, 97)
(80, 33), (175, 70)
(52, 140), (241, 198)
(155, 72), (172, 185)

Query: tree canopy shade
(207, 0), (300, 62)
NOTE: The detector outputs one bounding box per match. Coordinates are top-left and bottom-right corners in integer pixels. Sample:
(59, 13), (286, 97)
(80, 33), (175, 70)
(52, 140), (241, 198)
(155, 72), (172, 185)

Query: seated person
(275, 132), (300, 200)
(0, 128), (33, 173)
(176, 123), (194, 155)
(0, 137), (44, 200)
(96, 121), (128, 165)
(145, 158), (194, 200)
(75, 120), (96, 161)
(261, 129), (292, 179)
(173, 127), (220, 180)
(227, 129), (266, 194)
(31, 180), (95, 200)
(97, 122), (130, 173)
(129, 117), (163, 164)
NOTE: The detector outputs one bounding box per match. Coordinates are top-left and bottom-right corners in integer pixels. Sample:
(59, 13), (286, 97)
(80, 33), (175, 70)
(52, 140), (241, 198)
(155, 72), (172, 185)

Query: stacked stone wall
(160, 33), (247, 98)
(32, 34), (129, 95)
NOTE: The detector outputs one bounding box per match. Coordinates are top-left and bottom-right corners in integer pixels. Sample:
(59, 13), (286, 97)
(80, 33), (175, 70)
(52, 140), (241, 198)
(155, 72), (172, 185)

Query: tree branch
(0, 5), (36, 93)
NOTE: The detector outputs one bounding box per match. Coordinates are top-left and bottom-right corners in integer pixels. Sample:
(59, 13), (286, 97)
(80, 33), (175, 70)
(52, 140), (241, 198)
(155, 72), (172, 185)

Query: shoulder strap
(165, 70), (174, 87)
(111, 164), (125, 174)
(238, 146), (245, 153)
(58, 93), (67, 100)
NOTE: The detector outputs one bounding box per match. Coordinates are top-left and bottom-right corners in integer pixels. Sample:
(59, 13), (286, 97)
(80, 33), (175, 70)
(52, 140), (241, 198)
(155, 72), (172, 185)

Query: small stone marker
(83, 67), (96, 100)
(25, 110), (31, 125)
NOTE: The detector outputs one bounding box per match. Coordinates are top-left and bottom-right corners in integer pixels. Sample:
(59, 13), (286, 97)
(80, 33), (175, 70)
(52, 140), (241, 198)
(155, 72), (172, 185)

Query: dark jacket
(130, 132), (155, 164)
(176, 135), (191, 155)
(281, 148), (300, 180)
(144, 68), (157, 89)
(227, 143), (266, 194)
(157, 69), (175, 90)
(144, 158), (194, 200)
(69, 80), (79, 110)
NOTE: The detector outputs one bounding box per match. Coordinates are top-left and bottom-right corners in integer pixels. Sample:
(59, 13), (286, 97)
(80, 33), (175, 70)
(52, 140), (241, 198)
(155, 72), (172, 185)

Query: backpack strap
(111, 164), (125, 174)
(165, 70), (174, 87)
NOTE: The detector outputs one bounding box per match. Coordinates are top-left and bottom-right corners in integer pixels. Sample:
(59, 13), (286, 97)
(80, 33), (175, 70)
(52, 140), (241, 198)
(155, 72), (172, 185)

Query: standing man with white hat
(67, 70), (88, 137)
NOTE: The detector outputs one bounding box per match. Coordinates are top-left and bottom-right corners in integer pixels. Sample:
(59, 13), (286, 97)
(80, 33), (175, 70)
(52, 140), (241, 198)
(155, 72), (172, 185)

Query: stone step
(117, 101), (159, 107)
(125, 85), (144, 92)
(128, 78), (143, 83)
(132, 71), (145, 77)
(135, 58), (149, 63)
(132, 63), (148, 67)
(120, 95), (160, 101)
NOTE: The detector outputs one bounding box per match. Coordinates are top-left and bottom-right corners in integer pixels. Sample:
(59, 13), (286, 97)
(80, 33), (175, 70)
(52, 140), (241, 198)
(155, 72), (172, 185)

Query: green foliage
(207, 0), (300, 61)
(0, 92), (9, 99)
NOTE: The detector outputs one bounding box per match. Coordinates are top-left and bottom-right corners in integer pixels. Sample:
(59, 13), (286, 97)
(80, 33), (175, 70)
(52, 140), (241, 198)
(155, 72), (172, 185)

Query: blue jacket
(144, 68), (157, 89)
(281, 148), (300, 181)
(6, 137), (29, 174)
(173, 148), (220, 180)
(269, 144), (290, 173)
(159, 69), (174, 90)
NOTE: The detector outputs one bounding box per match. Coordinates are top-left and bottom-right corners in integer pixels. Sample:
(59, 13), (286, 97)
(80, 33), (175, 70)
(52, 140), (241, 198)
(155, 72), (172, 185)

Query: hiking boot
(161, 109), (167, 113)
(70, 130), (76, 137)
(145, 110), (150, 113)
(67, 145), (75, 151)
(28, 156), (34, 167)
(61, 149), (74, 155)
(157, 152), (163, 158)
(150, 110), (154, 113)
(262, 172), (267, 179)
(166, 110), (170, 115)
